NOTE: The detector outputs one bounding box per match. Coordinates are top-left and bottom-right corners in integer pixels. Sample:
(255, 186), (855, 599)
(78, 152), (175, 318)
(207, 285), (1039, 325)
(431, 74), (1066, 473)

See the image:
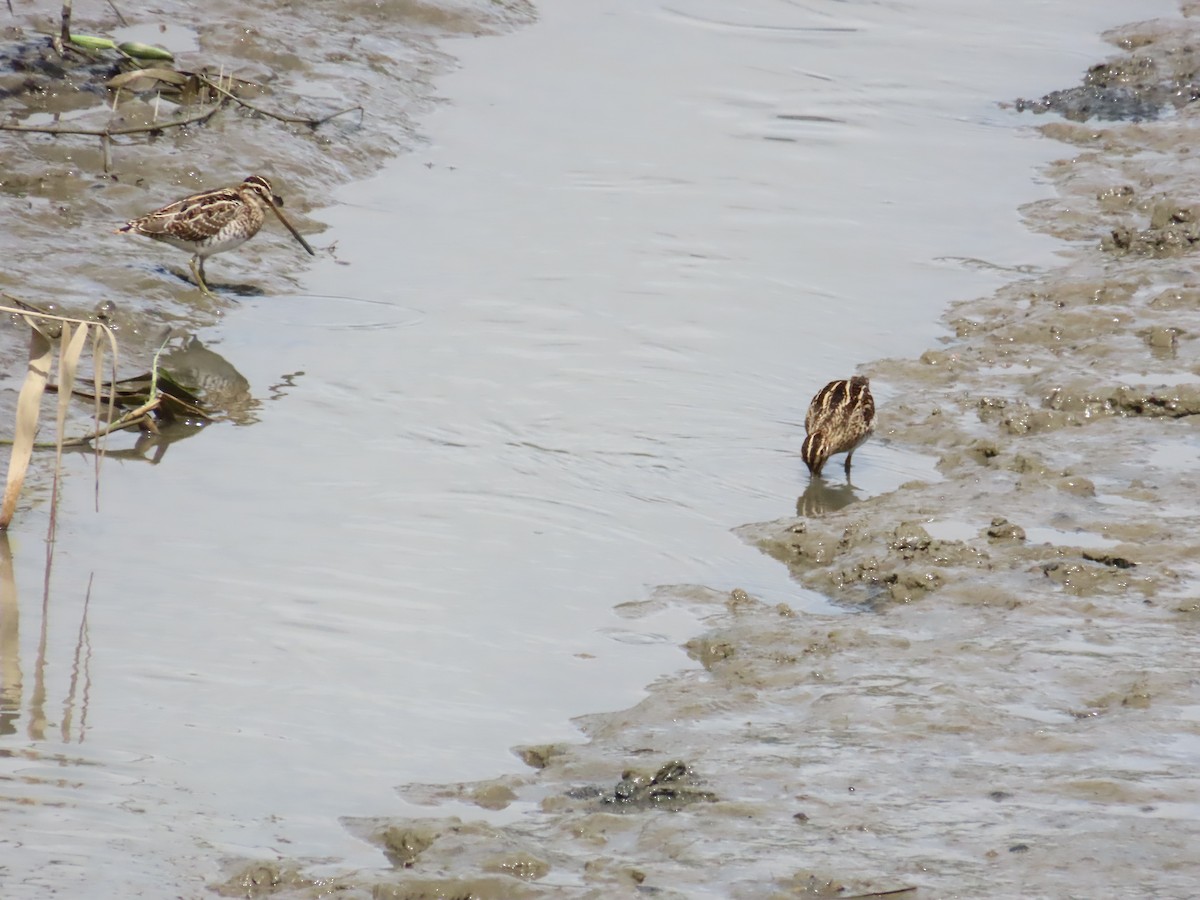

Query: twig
(311, 105), (365, 128)
(26, 399), (159, 448)
(106, 0), (128, 27)
(0, 102), (222, 136)
(196, 73), (363, 128)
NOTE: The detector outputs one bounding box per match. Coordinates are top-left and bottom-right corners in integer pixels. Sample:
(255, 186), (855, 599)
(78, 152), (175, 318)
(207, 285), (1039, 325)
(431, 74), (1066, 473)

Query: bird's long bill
(267, 201), (316, 256)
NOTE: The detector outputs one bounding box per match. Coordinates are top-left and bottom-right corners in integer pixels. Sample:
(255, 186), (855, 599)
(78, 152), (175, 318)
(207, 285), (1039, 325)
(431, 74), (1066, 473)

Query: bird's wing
(123, 188), (243, 241)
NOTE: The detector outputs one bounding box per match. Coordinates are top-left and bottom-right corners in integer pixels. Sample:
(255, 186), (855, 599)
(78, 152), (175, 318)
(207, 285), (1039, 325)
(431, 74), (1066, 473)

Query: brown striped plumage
(116, 175), (314, 294)
(802, 375), (875, 477)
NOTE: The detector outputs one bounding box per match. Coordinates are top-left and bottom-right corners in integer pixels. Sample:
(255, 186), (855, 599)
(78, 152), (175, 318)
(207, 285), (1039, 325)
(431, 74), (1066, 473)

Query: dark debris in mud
(0, 32), (117, 107)
(1012, 21), (1200, 121)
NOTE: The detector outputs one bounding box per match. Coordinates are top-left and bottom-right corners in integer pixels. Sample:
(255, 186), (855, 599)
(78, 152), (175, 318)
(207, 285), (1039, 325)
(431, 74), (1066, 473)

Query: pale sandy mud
(205, 10), (1200, 900)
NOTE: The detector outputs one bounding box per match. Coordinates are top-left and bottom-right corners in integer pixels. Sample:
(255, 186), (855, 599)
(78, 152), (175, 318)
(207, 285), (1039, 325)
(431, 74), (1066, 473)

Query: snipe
(116, 175), (315, 294)
(802, 375), (875, 477)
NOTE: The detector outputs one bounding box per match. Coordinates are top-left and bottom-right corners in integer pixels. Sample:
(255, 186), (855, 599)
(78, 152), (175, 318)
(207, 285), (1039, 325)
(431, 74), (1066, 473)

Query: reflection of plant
(1, 298), (119, 535)
(1, 297), (229, 530)
(0, 530), (96, 745)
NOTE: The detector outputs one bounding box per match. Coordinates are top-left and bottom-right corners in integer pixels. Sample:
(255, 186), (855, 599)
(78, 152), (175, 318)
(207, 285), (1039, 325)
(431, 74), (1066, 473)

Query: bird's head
(801, 431), (829, 477)
(241, 175), (283, 209)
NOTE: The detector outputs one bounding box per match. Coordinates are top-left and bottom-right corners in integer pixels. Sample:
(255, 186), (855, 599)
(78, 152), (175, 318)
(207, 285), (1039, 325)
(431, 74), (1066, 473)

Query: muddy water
(0, 0), (1191, 897)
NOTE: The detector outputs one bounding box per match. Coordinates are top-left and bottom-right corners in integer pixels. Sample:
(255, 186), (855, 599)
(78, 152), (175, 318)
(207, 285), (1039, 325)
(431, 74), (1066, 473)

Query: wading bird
(802, 375), (875, 478)
(117, 175), (315, 294)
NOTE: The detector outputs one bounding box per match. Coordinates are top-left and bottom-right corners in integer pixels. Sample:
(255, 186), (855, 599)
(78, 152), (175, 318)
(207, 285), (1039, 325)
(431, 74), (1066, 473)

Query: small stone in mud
(1009, 843), (1031, 854)
(985, 518), (1026, 543)
(988, 790), (1013, 802)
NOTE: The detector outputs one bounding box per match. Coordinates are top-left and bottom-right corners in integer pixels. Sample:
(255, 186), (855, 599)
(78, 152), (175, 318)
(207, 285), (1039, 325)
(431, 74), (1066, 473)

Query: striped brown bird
(802, 375), (875, 477)
(116, 175), (315, 294)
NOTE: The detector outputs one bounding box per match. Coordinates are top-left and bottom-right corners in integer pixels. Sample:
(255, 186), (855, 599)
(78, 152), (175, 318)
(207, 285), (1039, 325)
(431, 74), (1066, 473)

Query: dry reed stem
(59, 0), (71, 45)
(1, 329), (52, 529)
(48, 322), (90, 543)
(0, 300), (120, 530)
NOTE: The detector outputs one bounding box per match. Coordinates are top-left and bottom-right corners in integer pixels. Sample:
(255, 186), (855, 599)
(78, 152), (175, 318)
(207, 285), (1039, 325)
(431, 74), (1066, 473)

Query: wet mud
(197, 10), (1200, 900)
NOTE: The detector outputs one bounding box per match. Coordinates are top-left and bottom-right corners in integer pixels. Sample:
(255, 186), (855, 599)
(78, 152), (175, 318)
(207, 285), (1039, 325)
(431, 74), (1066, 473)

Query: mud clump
(985, 517), (1026, 543)
(754, 518), (990, 607)
(565, 760), (718, 811)
(376, 824), (439, 868)
(213, 862), (313, 897)
(1036, 381), (1200, 421)
(1102, 200), (1200, 257)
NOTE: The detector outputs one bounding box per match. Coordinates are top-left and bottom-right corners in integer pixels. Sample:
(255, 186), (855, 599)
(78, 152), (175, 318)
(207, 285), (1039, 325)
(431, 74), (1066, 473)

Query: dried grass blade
(47, 323), (88, 544)
(56, 323), (89, 444)
(90, 327), (112, 509)
(1, 328), (53, 529)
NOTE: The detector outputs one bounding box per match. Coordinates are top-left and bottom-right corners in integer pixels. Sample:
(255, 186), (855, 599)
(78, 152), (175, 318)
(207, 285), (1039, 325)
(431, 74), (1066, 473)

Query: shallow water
(0, 0), (1179, 894)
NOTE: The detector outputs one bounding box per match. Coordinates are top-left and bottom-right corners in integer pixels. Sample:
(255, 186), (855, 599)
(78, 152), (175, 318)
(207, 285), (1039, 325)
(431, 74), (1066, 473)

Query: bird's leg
(844, 450), (854, 474)
(190, 255), (212, 295)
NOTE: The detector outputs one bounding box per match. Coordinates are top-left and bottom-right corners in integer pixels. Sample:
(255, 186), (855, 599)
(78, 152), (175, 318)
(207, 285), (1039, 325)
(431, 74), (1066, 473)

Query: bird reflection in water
(68, 333), (269, 465)
(796, 477), (862, 518)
